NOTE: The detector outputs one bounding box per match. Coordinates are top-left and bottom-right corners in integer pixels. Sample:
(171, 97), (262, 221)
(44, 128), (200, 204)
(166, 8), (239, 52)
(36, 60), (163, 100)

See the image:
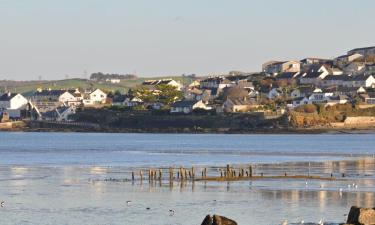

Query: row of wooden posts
(130, 165), (254, 182)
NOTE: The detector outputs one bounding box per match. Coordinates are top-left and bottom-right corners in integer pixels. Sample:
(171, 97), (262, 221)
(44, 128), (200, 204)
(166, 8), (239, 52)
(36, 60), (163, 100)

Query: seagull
(146, 207), (151, 210)
(300, 220), (304, 224)
(281, 219), (288, 225)
(126, 201), (132, 206)
(169, 209), (175, 216)
(0, 201), (4, 208)
(318, 218), (324, 225)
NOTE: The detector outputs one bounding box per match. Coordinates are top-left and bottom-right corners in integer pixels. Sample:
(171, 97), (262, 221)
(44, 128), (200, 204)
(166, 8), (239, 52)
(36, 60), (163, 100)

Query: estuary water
(0, 132), (375, 225)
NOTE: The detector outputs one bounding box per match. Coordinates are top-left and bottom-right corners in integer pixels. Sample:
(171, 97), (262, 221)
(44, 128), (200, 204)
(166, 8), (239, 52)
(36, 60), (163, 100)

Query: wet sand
(1, 158), (375, 225)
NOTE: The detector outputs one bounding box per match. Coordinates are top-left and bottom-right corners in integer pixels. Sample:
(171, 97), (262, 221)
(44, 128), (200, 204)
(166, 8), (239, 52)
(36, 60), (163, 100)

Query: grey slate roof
(303, 72), (323, 78)
(275, 72), (296, 79)
(171, 100), (198, 108)
(0, 93), (17, 101)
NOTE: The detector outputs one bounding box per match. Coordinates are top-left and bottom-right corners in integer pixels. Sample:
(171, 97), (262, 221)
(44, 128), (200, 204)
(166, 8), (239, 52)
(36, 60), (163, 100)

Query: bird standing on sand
(0, 201), (4, 208)
(126, 201), (132, 206)
(318, 218), (324, 225)
(169, 209), (175, 216)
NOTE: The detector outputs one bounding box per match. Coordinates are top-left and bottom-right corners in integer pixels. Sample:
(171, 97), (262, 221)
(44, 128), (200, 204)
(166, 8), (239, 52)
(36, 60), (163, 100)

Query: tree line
(90, 72), (138, 81)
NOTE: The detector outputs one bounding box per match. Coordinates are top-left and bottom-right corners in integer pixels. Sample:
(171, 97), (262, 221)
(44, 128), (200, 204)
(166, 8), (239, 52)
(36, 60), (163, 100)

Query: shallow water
(0, 132), (375, 225)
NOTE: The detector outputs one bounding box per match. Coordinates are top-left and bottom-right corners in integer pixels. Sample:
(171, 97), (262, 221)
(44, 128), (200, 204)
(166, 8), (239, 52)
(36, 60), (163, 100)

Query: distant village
(1, 46), (375, 124)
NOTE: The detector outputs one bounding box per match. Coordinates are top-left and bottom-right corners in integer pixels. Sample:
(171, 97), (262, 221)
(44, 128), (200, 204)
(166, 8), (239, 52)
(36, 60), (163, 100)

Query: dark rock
(201, 215), (237, 225)
(213, 215), (237, 225)
(347, 206), (375, 225)
(201, 215), (213, 225)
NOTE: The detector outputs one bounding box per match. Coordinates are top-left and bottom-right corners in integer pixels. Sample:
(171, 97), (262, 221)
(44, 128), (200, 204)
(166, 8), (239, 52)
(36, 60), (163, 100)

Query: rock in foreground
(201, 214), (238, 225)
(346, 206), (375, 225)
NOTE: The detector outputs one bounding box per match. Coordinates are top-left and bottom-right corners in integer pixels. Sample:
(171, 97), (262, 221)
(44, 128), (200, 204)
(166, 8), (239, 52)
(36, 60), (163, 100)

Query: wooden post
(249, 165), (253, 177)
(169, 167), (173, 182)
(180, 167), (183, 181)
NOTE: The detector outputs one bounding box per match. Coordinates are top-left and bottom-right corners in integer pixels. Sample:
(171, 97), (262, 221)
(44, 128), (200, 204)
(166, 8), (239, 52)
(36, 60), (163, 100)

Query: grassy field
(0, 76), (196, 94)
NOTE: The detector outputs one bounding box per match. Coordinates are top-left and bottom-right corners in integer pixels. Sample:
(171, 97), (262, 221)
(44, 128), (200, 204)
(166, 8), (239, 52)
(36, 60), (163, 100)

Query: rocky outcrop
(346, 206), (375, 225)
(201, 215), (237, 225)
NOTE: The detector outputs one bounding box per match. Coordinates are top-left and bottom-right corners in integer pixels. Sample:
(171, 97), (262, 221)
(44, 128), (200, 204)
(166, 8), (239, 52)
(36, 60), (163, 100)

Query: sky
(0, 0), (375, 80)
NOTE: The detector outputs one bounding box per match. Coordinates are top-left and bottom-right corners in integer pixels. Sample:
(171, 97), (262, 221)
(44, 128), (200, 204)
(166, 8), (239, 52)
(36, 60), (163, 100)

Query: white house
(170, 100), (210, 114)
(290, 86), (315, 99)
(143, 79), (183, 90)
(292, 97), (309, 108)
(306, 88), (333, 104)
(0, 93), (28, 110)
(84, 89), (107, 106)
(342, 74), (375, 88)
(106, 78), (121, 84)
(0, 93), (29, 119)
(59, 90), (83, 106)
(223, 97), (257, 113)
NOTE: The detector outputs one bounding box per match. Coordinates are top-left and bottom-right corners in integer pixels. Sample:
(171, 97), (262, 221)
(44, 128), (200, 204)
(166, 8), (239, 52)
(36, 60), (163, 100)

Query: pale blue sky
(0, 0), (374, 80)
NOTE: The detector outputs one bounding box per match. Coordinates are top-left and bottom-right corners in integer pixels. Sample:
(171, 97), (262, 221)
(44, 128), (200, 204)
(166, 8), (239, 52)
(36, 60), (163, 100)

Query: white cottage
(84, 89), (107, 106)
(0, 93), (28, 110)
(170, 100), (209, 114)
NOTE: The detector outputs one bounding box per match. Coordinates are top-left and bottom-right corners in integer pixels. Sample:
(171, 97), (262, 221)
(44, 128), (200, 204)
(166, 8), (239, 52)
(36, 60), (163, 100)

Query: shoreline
(2, 126), (375, 134)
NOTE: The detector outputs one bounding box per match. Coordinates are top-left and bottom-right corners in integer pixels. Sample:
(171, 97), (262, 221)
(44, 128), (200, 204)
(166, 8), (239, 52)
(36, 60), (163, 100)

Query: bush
(294, 104), (317, 113)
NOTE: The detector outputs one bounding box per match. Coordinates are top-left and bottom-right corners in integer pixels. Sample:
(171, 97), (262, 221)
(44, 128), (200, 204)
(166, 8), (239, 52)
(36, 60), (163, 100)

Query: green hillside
(0, 76), (196, 94)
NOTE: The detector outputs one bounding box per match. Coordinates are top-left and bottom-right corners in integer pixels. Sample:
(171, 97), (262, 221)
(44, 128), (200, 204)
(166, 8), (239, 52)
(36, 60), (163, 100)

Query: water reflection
(1, 158), (375, 225)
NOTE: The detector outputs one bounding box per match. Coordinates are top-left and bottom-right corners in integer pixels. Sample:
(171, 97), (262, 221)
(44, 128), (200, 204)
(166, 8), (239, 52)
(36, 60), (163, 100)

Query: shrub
(294, 104), (317, 113)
